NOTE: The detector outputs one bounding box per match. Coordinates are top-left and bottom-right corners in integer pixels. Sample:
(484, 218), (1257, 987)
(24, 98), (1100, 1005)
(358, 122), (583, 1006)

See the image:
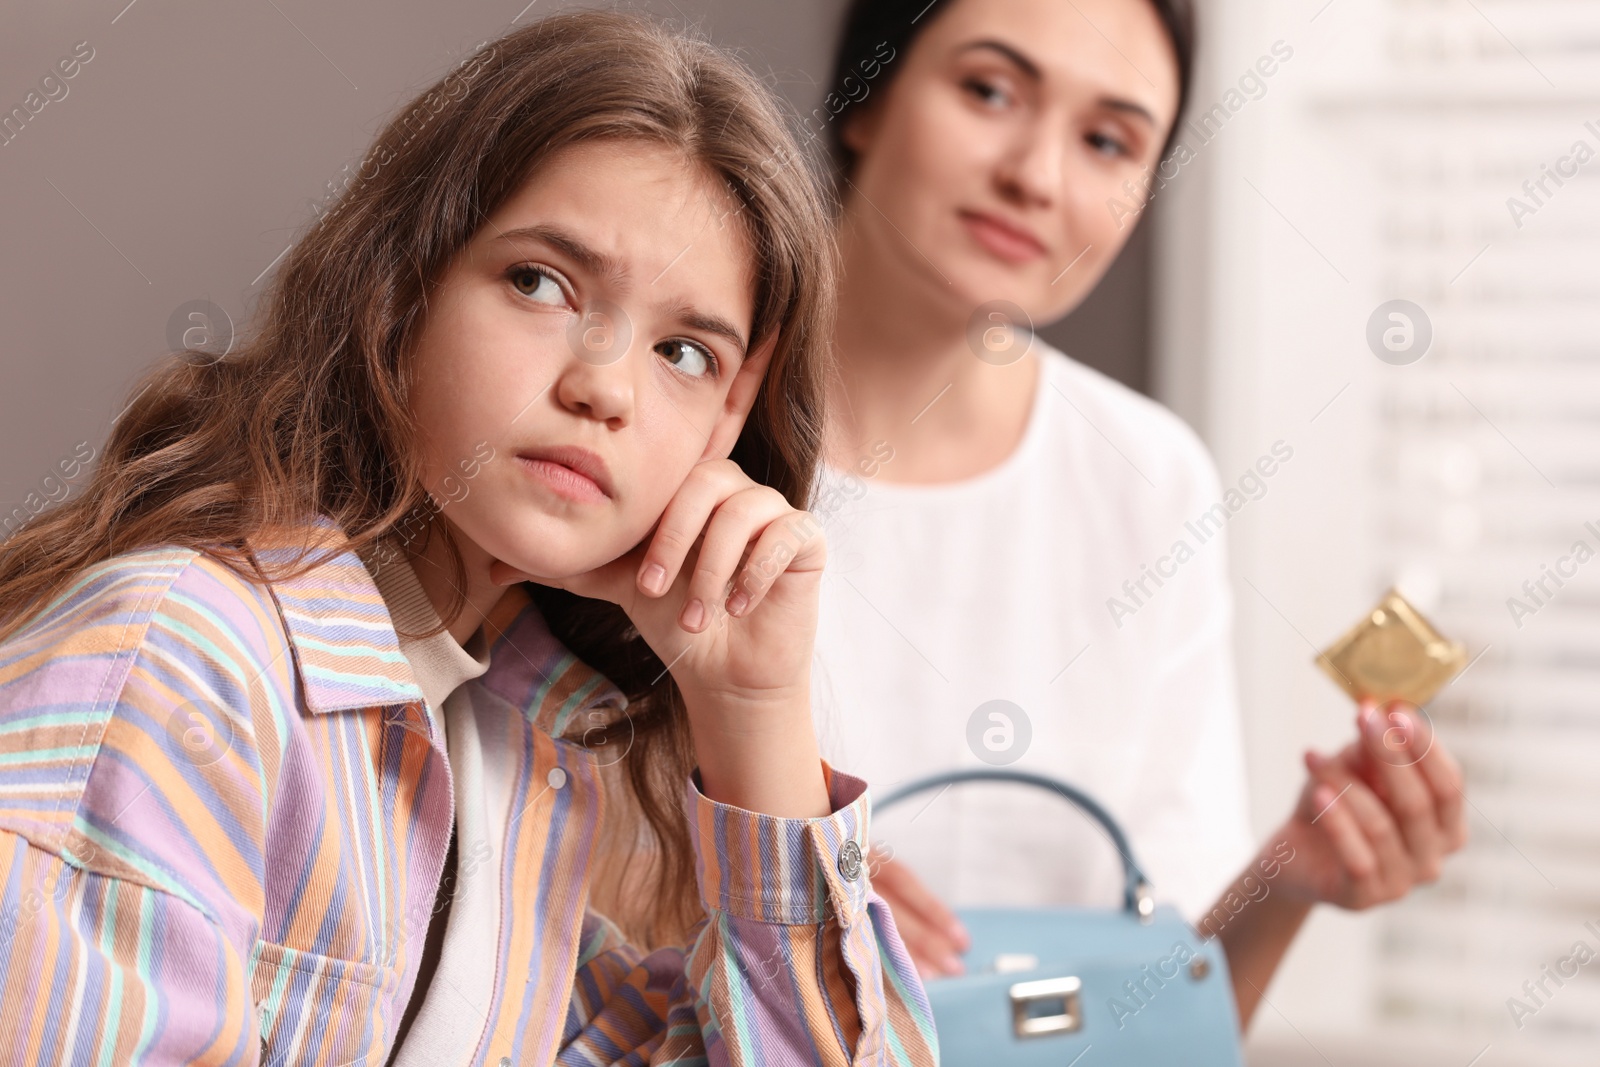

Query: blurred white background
(2, 0), (1597, 1063)
(1157, 1), (1600, 1064)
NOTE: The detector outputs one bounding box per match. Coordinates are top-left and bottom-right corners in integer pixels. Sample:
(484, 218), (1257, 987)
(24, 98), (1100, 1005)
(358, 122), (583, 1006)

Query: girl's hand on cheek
(630, 457), (825, 706)
(491, 458), (831, 818)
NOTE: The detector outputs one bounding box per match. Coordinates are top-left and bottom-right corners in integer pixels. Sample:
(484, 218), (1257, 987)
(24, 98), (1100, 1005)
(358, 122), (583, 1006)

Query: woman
(0, 13), (935, 1064)
(809, 0), (1467, 1027)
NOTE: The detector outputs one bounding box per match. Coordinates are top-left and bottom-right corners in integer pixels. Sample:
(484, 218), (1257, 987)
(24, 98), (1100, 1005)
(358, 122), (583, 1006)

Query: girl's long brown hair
(0, 11), (837, 945)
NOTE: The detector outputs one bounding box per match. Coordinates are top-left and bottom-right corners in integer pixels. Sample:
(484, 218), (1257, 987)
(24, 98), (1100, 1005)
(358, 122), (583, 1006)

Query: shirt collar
(245, 515), (424, 714)
(476, 582), (630, 737)
(245, 514), (628, 732)
(361, 537), (491, 711)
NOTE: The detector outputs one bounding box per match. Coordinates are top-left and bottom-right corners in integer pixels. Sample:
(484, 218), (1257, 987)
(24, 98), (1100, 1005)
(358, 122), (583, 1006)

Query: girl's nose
(556, 319), (636, 427)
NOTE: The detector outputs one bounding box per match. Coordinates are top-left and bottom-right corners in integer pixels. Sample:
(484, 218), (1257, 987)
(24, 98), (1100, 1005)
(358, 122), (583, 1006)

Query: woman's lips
(514, 452), (610, 504)
(959, 209), (1048, 264)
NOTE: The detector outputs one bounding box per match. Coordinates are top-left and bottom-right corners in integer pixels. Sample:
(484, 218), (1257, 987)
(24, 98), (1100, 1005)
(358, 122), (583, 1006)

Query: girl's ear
(700, 332), (777, 462)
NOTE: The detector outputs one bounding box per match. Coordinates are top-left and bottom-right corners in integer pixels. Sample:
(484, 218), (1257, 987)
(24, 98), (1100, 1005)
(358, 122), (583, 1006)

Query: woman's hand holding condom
(1271, 697), (1468, 909)
(490, 457), (831, 818)
(1220, 698), (1468, 1027)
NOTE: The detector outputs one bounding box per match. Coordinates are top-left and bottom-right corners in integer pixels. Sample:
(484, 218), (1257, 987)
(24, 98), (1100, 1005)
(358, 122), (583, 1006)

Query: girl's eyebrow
(492, 223), (629, 287)
(493, 223), (748, 358)
(674, 306), (749, 359)
(956, 38), (1158, 128)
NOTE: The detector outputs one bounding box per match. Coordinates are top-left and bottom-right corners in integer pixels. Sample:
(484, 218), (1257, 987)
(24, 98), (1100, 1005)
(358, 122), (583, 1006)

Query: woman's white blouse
(811, 342), (1256, 921)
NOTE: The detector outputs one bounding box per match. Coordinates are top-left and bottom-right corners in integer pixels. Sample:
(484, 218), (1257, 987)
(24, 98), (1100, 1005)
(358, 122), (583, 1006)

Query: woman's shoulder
(1033, 341), (1224, 503)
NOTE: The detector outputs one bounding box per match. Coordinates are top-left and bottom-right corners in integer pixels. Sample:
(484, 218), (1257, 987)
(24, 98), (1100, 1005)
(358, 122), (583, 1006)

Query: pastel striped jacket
(0, 516), (938, 1065)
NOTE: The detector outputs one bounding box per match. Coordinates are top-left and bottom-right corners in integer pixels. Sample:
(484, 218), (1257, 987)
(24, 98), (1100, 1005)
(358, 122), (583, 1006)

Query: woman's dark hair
(826, 0), (1195, 177)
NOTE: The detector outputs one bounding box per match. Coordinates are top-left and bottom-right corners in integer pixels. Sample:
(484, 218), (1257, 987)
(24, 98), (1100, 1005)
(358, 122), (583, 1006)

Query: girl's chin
(470, 510), (647, 587)
(489, 554), (588, 584)
(488, 540), (632, 588)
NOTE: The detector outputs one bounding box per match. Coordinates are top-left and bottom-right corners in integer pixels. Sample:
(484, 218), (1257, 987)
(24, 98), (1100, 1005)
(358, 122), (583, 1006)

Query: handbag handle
(875, 768), (1155, 919)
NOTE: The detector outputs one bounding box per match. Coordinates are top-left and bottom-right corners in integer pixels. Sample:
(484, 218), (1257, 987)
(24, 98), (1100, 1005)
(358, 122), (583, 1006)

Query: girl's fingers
(679, 486), (793, 632)
(635, 460), (749, 598)
(725, 510), (824, 619)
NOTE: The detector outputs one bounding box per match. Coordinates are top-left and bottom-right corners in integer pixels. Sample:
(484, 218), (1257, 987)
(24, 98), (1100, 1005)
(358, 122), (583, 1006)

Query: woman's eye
(508, 265), (568, 307)
(962, 77), (1009, 109)
(654, 339), (717, 379)
(1086, 131), (1130, 158)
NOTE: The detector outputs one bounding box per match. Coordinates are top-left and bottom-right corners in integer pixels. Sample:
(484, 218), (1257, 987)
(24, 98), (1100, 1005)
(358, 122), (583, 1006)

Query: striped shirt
(0, 515), (938, 1065)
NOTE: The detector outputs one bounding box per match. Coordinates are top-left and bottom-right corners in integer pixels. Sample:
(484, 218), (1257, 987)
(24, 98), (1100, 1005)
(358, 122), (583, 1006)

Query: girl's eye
(654, 339), (718, 380)
(962, 76), (1010, 109)
(508, 265), (569, 307)
(1086, 130), (1131, 158)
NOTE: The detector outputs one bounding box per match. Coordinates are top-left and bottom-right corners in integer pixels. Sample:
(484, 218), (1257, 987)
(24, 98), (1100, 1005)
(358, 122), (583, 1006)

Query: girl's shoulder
(0, 544), (293, 726)
(5, 543), (277, 651)
(1, 521), (425, 718)
(0, 545), (298, 870)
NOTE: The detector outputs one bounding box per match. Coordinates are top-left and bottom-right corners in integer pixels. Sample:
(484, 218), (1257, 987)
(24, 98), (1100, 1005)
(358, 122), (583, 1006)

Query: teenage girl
(809, 0), (1468, 1027)
(0, 13), (936, 1066)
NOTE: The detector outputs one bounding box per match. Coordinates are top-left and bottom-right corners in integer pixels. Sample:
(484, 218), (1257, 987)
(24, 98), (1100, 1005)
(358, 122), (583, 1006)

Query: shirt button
(499, 1058), (512, 1067)
(837, 839), (863, 881)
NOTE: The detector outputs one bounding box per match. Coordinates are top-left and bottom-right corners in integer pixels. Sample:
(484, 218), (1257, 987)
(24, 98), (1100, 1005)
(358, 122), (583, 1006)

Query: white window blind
(1157, 1), (1600, 1062)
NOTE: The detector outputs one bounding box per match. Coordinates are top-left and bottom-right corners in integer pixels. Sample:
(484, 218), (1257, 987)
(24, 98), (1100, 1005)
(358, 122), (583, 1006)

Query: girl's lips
(514, 455), (609, 503)
(959, 209), (1048, 264)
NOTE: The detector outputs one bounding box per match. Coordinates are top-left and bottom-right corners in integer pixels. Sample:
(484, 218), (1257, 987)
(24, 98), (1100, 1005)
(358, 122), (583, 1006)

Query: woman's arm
(1202, 856), (1314, 1028)
(1208, 699), (1468, 1028)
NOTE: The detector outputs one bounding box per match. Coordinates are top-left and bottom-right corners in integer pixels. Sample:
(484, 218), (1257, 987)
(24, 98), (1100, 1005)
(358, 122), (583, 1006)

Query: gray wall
(0, 0), (1148, 517)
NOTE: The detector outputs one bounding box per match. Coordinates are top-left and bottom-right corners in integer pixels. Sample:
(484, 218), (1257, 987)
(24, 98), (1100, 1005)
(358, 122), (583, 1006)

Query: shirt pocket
(251, 940), (395, 1066)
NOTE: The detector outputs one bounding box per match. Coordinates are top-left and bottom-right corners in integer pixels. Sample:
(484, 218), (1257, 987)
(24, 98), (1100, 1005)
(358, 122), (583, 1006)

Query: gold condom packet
(1315, 588), (1468, 707)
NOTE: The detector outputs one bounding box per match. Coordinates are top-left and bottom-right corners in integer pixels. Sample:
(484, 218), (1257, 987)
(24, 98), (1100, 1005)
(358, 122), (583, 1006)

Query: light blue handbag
(877, 769), (1244, 1066)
